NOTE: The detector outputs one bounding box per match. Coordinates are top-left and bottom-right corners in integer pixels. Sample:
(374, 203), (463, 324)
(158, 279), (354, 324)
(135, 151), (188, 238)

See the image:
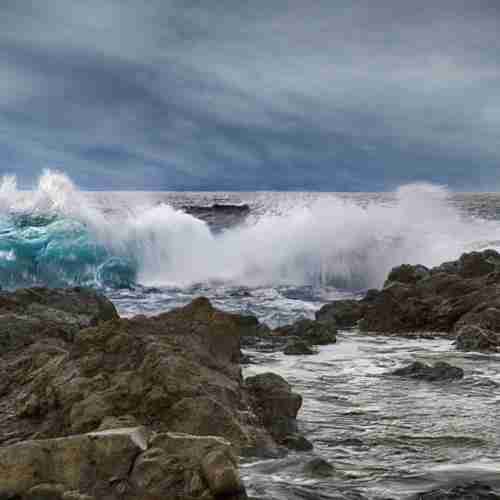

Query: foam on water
(1, 170), (499, 290)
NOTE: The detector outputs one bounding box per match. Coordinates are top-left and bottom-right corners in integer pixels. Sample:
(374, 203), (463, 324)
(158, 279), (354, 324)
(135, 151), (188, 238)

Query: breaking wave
(0, 170), (498, 290)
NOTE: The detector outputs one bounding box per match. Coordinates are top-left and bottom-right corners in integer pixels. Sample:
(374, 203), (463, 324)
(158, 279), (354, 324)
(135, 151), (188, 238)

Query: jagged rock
(303, 457), (335, 478)
(315, 300), (364, 328)
(0, 292), (301, 465)
(315, 251), (500, 351)
(273, 318), (337, 345)
(385, 263), (430, 286)
(391, 361), (464, 382)
(284, 340), (315, 355)
(245, 373), (308, 450)
(0, 287), (118, 352)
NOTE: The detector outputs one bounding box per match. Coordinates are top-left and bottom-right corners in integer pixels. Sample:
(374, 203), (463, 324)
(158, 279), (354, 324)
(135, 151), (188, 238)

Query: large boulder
(245, 373), (306, 447)
(0, 428), (247, 500)
(273, 318), (337, 345)
(315, 299), (364, 328)
(283, 340), (315, 356)
(0, 427), (147, 498)
(390, 361), (464, 382)
(384, 264), (430, 286)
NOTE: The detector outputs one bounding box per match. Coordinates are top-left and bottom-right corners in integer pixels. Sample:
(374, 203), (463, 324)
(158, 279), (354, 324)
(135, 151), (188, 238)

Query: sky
(0, 0), (499, 191)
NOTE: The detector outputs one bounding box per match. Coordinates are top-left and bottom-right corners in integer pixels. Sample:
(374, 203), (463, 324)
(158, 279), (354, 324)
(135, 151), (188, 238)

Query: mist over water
(0, 170), (498, 291)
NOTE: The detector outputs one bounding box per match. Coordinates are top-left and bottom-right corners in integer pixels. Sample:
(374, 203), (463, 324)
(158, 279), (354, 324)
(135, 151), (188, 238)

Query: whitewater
(2, 170), (500, 499)
(1, 169), (499, 296)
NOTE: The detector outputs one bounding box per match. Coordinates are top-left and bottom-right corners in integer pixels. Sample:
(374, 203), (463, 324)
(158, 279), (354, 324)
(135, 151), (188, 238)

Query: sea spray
(0, 170), (499, 290)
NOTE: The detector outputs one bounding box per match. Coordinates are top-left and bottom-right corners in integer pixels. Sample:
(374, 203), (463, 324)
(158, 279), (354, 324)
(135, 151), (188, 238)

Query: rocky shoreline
(316, 249), (500, 352)
(0, 290), (308, 499)
(1, 250), (499, 499)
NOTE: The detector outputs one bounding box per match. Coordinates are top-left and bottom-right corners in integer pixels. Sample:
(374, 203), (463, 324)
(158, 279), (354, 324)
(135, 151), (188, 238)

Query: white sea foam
(1, 170), (499, 289)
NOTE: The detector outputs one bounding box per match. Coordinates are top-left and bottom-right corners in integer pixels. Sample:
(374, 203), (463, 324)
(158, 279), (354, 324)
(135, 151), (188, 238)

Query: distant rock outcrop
(317, 250), (500, 352)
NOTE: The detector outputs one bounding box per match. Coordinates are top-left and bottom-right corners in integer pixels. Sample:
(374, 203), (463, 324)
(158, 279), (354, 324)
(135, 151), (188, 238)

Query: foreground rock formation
(0, 288), (307, 499)
(317, 250), (500, 352)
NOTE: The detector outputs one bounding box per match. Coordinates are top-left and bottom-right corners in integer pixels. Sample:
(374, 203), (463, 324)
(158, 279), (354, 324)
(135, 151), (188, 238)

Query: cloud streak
(0, 0), (499, 189)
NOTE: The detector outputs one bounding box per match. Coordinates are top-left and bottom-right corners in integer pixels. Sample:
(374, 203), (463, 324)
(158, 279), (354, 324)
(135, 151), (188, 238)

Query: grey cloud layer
(1, 0), (499, 189)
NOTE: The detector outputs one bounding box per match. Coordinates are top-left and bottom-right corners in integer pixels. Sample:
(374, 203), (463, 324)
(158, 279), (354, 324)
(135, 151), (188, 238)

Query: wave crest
(0, 170), (498, 290)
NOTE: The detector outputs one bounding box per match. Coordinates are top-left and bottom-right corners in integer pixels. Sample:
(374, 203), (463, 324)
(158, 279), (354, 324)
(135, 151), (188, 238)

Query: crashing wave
(0, 169), (499, 290)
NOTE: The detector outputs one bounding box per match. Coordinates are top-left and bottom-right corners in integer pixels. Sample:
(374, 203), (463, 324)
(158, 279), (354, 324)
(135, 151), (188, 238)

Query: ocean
(1, 170), (500, 498)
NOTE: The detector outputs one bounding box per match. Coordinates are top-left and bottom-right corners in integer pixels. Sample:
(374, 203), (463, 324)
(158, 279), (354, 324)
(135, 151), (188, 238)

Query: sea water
(1, 169), (500, 498)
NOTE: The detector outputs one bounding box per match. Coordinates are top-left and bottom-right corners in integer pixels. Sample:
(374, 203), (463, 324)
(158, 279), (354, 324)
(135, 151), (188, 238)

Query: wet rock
(0, 292), (301, 464)
(245, 373), (304, 446)
(273, 318), (337, 345)
(315, 299), (365, 328)
(385, 264), (430, 286)
(131, 431), (245, 500)
(282, 433), (313, 451)
(233, 313), (272, 348)
(315, 251), (500, 351)
(201, 449), (244, 496)
(413, 481), (500, 499)
(455, 325), (500, 352)
(303, 457), (335, 478)
(240, 352), (254, 364)
(0, 286), (118, 352)
(391, 361), (464, 382)
(284, 340), (315, 355)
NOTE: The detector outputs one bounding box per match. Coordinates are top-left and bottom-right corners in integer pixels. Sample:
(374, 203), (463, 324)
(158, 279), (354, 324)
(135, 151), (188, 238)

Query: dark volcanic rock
(245, 372), (306, 449)
(316, 251), (500, 351)
(385, 264), (430, 286)
(273, 318), (337, 345)
(391, 361), (464, 382)
(413, 481), (500, 499)
(315, 299), (365, 328)
(284, 340), (315, 355)
(232, 313), (272, 347)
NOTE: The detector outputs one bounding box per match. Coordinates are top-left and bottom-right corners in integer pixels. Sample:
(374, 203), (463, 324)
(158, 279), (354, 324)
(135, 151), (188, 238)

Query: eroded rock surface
(0, 427), (246, 500)
(0, 289), (308, 498)
(317, 250), (500, 352)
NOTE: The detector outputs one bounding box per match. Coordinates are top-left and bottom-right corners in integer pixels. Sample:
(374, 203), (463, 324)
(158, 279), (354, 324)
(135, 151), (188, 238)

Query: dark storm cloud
(0, 0), (499, 189)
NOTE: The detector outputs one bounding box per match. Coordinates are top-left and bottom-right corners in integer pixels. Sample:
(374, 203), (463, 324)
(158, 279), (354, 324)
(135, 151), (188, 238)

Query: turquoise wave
(0, 212), (136, 289)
